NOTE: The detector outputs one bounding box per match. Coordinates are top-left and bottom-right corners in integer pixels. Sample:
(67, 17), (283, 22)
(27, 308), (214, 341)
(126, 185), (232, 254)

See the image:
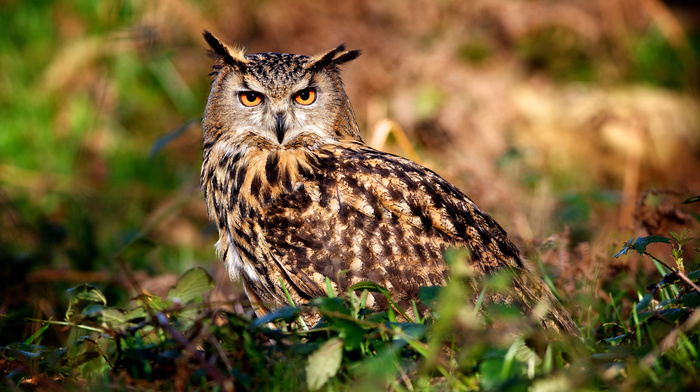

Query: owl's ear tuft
(307, 44), (361, 70)
(203, 30), (247, 70)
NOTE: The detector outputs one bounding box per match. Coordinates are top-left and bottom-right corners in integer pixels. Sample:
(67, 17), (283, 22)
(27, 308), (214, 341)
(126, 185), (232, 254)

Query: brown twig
(644, 251), (700, 294)
(84, 336), (114, 368)
(153, 311), (233, 392)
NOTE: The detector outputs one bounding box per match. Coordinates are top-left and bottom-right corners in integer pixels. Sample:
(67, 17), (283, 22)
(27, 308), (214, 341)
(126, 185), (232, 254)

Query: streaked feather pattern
(200, 30), (579, 335)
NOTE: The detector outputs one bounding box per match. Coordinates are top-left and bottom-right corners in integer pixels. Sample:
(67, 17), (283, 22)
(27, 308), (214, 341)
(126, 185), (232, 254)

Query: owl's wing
(254, 144), (485, 292)
(256, 143), (577, 333)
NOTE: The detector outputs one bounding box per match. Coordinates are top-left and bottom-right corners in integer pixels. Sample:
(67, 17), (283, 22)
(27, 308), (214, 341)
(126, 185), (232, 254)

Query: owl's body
(201, 31), (578, 334)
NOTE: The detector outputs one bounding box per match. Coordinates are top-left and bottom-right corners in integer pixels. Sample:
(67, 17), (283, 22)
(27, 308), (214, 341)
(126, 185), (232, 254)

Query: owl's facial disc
(235, 73), (326, 147)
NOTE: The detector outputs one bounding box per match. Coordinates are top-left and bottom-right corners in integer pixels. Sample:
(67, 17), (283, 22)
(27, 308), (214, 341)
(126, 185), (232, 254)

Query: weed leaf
(682, 195), (700, 204)
(418, 285), (442, 309)
(167, 267), (215, 305)
(306, 337), (343, 391)
(101, 308), (128, 331)
(66, 284), (107, 305)
(682, 292), (700, 308)
(636, 294), (653, 311)
(250, 306), (300, 329)
(687, 270), (700, 281)
(348, 281), (391, 298)
(65, 284), (107, 320)
(614, 236), (671, 257)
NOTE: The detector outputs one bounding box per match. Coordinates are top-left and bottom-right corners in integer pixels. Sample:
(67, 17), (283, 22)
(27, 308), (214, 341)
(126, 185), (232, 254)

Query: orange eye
(294, 88), (316, 105)
(239, 91), (263, 107)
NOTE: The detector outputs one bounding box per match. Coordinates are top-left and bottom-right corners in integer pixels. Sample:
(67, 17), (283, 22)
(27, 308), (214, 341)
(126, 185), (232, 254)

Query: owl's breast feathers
(202, 140), (577, 333)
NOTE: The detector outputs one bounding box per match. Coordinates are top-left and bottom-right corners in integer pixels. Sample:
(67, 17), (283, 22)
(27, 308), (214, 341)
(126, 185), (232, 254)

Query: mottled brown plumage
(200, 30), (579, 335)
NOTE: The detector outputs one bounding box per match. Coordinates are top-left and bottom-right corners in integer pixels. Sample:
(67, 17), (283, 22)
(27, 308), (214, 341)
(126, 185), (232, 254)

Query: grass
(1, 0), (700, 390)
(3, 236), (699, 390)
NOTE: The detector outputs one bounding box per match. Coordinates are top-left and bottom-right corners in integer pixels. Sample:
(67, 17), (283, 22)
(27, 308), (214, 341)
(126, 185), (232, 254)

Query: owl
(200, 30), (579, 335)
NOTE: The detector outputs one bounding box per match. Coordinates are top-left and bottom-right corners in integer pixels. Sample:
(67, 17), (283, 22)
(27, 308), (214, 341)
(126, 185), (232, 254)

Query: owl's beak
(275, 112), (286, 144)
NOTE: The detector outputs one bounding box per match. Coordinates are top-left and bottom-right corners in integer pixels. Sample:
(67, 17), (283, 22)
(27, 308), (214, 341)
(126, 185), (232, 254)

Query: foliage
(2, 232), (699, 390)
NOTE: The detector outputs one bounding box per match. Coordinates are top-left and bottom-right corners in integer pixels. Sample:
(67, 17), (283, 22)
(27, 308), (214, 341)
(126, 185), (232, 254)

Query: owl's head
(202, 31), (362, 151)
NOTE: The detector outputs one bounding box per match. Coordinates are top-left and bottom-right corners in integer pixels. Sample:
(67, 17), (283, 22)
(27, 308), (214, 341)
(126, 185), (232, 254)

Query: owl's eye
(239, 91), (263, 107)
(294, 88), (317, 105)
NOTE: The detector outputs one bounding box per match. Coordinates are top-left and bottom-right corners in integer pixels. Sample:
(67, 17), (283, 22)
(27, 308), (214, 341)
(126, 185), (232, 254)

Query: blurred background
(1, 0), (699, 342)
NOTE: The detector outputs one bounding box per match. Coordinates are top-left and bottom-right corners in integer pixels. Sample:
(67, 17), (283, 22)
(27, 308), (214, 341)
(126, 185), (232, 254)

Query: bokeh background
(1, 0), (699, 342)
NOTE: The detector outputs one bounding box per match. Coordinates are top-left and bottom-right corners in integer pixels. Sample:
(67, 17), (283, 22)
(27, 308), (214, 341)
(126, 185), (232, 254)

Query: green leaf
(352, 344), (402, 385)
(65, 284), (107, 321)
(66, 284), (107, 305)
(101, 308), (128, 331)
(312, 296), (350, 315)
(604, 334), (627, 345)
(250, 306), (300, 329)
(348, 281), (391, 298)
(306, 337), (343, 391)
(657, 308), (690, 323)
(479, 348), (511, 389)
(138, 295), (173, 312)
(364, 311), (390, 323)
(614, 236), (671, 257)
(682, 195), (700, 204)
(328, 318), (365, 351)
(418, 285), (442, 309)
(658, 298), (680, 308)
(632, 311), (656, 326)
(686, 270), (700, 281)
(633, 236), (672, 253)
(635, 293), (653, 311)
(23, 323), (50, 346)
(125, 306), (148, 322)
(2, 345), (45, 361)
(325, 276), (335, 298)
(167, 267), (215, 305)
(346, 281), (416, 321)
(681, 292), (700, 308)
(669, 229), (692, 246)
(392, 322), (429, 340)
(613, 242), (632, 258)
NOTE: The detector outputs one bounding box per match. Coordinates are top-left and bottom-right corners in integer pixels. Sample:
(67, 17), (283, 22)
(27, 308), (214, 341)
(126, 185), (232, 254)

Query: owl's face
(207, 53), (339, 146)
(202, 32), (362, 151)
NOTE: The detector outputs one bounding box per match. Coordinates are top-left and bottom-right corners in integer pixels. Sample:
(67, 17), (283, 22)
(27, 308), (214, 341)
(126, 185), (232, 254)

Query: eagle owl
(200, 31), (579, 335)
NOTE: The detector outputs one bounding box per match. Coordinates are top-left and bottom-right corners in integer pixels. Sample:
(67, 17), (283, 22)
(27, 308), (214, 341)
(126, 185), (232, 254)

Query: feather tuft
(202, 30), (247, 70)
(306, 44), (362, 70)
